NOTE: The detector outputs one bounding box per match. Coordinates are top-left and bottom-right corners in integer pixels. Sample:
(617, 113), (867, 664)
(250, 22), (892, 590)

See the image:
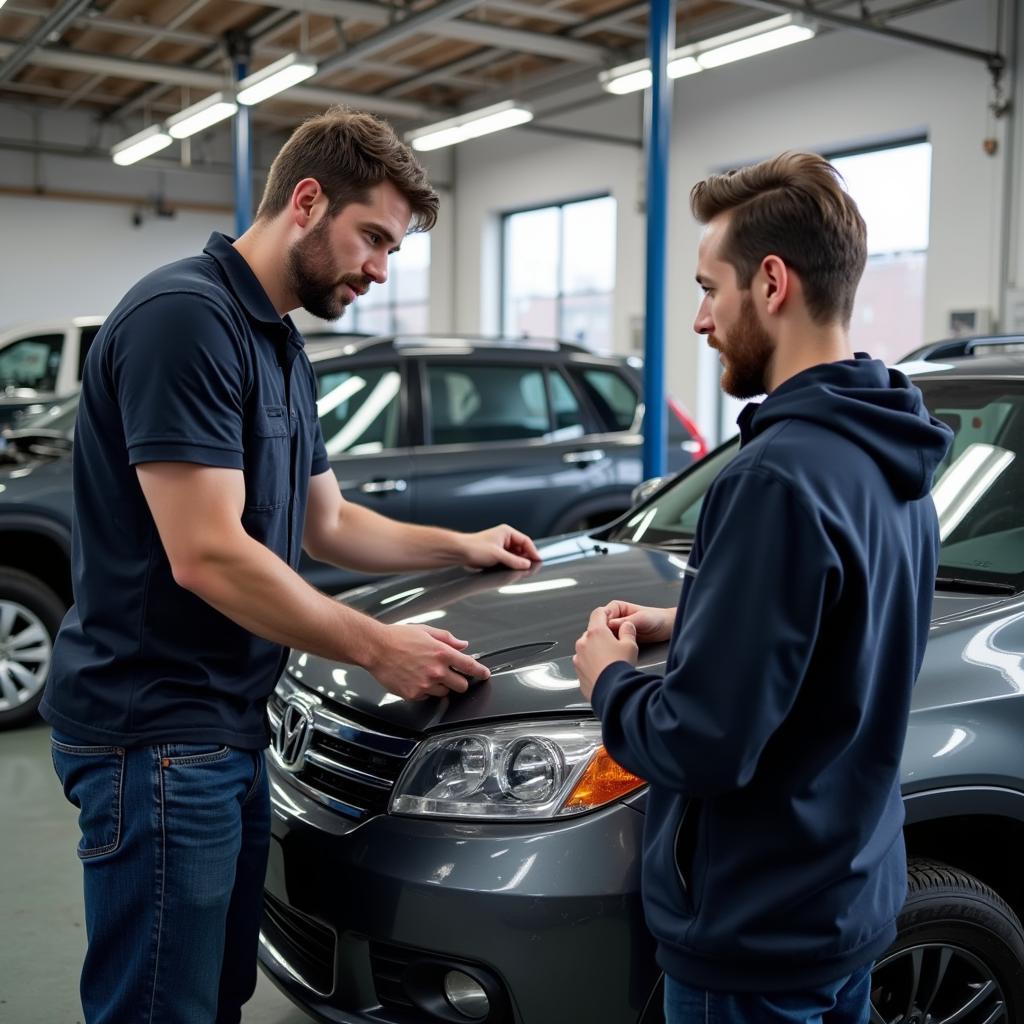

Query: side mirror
(630, 477), (666, 506)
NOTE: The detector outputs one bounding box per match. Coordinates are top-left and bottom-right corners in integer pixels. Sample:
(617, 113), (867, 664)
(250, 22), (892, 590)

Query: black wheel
(871, 859), (1024, 1023)
(0, 568), (65, 730)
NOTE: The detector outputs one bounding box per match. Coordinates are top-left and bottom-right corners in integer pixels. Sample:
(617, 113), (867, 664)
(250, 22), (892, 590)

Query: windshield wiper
(934, 576), (1018, 596)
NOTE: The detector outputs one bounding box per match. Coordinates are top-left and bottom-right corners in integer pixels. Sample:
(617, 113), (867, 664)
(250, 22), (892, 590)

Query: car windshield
(608, 376), (1024, 590)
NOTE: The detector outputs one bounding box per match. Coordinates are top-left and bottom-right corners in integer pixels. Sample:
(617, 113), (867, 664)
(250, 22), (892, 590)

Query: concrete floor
(0, 718), (314, 1024)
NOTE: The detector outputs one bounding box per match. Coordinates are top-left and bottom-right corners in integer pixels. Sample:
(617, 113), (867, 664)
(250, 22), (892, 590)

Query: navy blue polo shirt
(41, 232), (330, 749)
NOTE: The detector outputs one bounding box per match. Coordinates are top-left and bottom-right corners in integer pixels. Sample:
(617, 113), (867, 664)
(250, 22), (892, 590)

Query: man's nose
(364, 253), (387, 285)
(693, 300), (712, 335)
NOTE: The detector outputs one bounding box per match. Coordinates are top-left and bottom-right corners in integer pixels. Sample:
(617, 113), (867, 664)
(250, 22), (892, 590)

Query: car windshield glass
(608, 376), (1024, 589)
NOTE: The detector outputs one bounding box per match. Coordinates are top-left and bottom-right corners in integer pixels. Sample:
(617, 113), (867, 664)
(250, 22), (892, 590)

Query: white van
(0, 316), (105, 426)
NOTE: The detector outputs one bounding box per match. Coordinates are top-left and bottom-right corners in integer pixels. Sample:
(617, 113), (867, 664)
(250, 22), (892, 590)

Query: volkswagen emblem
(273, 693), (319, 771)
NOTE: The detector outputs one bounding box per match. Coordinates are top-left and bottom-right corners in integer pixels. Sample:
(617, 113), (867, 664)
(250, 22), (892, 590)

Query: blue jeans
(51, 730), (270, 1024)
(664, 966), (872, 1024)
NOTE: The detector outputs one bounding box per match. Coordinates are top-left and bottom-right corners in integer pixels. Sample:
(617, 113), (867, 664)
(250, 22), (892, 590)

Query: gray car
(259, 352), (1024, 1024)
(0, 335), (703, 729)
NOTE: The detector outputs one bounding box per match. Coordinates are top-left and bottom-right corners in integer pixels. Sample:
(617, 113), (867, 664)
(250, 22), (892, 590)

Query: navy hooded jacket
(592, 356), (953, 992)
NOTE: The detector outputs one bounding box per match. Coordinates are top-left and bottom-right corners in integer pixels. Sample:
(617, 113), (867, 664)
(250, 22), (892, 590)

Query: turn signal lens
(563, 746), (644, 810)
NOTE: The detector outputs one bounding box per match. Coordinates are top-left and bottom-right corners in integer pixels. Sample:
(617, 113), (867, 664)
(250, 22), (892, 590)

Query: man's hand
(461, 524), (542, 571)
(365, 624), (491, 701)
(574, 606), (639, 701)
(605, 601), (676, 645)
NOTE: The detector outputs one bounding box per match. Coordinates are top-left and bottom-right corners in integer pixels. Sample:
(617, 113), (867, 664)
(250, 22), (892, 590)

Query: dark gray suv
(260, 353), (1024, 1024)
(0, 335), (703, 729)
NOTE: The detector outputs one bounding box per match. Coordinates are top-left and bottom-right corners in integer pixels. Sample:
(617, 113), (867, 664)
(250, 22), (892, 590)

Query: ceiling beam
(0, 40), (446, 120)
(0, 0), (94, 84)
(315, 0), (485, 78)
(264, 0), (609, 63)
(2, 2), (213, 47)
(727, 0), (1004, 71)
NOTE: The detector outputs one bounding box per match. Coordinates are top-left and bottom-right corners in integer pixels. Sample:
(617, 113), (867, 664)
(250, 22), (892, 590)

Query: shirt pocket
(245, 404), (291, 511)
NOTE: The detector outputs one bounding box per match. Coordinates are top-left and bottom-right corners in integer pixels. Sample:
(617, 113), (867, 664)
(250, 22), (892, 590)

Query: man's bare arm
(302, 470), (542, 573)
(136, 462), (490, 699)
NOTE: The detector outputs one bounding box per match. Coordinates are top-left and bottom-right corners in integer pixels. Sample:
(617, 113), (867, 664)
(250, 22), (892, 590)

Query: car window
(78, 326), (102, 379)
(609, 378), (1024, 588)
(0, 334), (64, 393)
(315, 364), (402, 457)
(548, 372), (586, 439)
(922, 380), (1024, 583)
(426, 364), (553, 445)
(574, 368), (638, 432)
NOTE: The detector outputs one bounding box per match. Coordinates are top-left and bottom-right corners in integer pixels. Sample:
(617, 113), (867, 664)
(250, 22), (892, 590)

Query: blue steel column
(233, 55), (253, 237)
(642, 0), (675, 480)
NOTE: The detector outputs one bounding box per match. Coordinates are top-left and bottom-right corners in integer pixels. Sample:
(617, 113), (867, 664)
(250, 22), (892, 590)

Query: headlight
(389, 720), (645, 820)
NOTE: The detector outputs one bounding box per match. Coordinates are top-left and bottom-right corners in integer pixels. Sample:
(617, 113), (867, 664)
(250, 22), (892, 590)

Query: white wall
(0, 0), (1017, 442)
(450, 0), (1012, 440)
(0, 195), (234, 323)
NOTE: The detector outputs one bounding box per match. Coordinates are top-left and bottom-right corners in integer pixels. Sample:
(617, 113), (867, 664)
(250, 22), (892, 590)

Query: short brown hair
(257, 106), (439, 231)
(690, 151), (867, 326)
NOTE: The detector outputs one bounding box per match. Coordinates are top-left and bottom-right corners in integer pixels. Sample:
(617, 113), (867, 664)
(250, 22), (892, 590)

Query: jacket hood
(742, 355), (953, 501)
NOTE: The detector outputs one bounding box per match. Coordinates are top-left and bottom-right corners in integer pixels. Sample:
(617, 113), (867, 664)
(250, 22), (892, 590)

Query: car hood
(0, 453), (73, 504)
(287, 536), (1013, 734)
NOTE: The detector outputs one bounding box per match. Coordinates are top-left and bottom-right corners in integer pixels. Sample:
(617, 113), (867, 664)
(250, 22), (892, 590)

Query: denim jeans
(664, 966), (872, 1024)
(51, 729), (270, 1024)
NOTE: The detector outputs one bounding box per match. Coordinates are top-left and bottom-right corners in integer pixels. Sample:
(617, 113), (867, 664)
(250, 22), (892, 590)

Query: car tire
(0, 568), (64, 730)
(871, 858), (1024, 1023)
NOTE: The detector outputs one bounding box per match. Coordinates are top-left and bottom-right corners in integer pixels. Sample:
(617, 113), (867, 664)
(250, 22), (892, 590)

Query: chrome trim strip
(277, 675), (417, 757)
(303, 748), (392, 789)
(258, 930), (334, 998)
(269, 762), (368, 819)
(315, 706), (417, 757)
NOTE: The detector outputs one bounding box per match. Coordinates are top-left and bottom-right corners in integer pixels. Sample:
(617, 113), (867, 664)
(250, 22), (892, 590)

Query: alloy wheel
(0, 599), (52, 713)
(871, 942), (1008, 1024)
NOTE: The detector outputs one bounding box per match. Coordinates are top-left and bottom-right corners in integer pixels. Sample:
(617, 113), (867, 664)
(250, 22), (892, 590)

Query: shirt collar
(203, 232), (299, 342)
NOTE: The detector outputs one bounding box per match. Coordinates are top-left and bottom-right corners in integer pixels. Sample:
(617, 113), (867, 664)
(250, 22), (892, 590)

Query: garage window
(831, 140), (931, 363)
(502, 195), (616, 354)
(349, 232), (430, 335)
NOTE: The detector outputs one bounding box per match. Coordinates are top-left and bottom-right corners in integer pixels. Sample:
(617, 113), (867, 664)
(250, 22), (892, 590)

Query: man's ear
(760, 255), (790, 316)
(289, 178), (325, 227)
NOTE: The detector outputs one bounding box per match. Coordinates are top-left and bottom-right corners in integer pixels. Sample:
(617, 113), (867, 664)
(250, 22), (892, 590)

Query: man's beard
(286, 218), (369, 321)
(713, 294), (774, 399)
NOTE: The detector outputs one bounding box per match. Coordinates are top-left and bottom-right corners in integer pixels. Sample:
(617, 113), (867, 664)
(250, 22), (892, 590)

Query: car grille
(262, 891), (336, 996)
(268, 677), (418, 820)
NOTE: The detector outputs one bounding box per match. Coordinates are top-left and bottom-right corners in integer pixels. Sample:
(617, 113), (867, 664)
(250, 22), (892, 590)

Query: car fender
(0, 511), (71, 555)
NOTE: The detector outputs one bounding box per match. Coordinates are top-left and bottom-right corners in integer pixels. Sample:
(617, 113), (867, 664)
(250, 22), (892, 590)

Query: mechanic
(42, 107), (541, 1024)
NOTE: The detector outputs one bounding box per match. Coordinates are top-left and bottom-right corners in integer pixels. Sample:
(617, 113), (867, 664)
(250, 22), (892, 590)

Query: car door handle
(562, 449), (605, 465)
(358, 478), (408, 495)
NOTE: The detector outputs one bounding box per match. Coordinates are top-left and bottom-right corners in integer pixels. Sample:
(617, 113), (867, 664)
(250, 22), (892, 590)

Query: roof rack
(901, 334), (1024, 362)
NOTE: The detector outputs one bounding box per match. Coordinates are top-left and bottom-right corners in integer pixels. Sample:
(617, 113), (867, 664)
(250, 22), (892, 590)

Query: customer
(42, 107), (540, 1024)
(573, 151), (951, 1023)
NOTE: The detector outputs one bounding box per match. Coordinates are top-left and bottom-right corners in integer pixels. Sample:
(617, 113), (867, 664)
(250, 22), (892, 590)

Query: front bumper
(259, 763), (657, 1024)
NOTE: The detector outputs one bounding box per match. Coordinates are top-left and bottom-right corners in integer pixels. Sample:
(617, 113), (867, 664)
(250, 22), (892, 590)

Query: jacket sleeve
(591, 467), (842, 795)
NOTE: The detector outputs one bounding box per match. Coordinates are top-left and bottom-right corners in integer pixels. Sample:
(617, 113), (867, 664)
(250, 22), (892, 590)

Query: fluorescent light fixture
(165, 91), (237, 139)
(697, 22), (816, 68)
(111, 124), (173, 166)
(599, 14), (815, 95)
(407, 100), (533, 152)
(237, 53), (317, 106)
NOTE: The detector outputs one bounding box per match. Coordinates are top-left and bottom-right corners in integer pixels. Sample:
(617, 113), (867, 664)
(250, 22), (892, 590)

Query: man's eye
(367, 232), (381, 245)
